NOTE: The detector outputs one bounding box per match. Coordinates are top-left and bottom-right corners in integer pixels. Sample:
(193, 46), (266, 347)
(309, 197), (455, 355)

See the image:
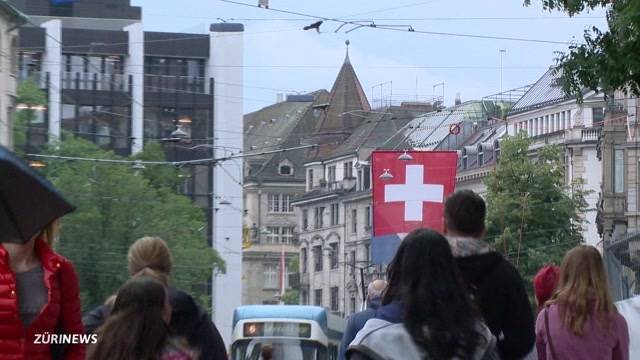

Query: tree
(484, 133), (590, 288)
(523, 0), (640, 100)
(40, 138), (225, 309)
(13, 79), (47, 151)
(282, 256), (300, 305)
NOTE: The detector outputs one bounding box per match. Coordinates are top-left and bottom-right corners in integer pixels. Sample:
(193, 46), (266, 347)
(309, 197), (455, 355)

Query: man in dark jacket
(444, 190), (535, 360)
(338, 279), (387, 360)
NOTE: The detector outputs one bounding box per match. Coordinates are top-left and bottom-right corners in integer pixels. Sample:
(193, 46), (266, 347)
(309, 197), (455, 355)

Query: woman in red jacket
(0, 219), (85, 360)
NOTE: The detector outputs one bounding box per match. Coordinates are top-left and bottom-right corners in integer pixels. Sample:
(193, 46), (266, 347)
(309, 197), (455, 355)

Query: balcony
(61, 72), (126, 91)
(144, 74), (206, 94)
(582, 127), (601, 142)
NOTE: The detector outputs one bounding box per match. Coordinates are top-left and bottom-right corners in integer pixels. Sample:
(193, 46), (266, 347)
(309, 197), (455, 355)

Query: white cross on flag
(371, 150), (457, 263)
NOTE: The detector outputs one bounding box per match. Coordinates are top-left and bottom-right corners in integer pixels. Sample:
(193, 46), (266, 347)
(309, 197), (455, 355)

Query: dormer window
(279, 165), (292, 175)
(278, 159), (294, 176)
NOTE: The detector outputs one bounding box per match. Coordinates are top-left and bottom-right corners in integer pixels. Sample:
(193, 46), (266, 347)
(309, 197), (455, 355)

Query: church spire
(344, 39), (351, 64)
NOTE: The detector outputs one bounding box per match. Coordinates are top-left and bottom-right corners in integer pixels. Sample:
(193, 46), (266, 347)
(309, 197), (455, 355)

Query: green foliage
(132, 141), (186, 191)
(14, 79), (47, 151)
(40, 138), (224, 309)
(524, 0), (640, 100)
(282, 290), (300, 305)
(484, 133), (590, 287)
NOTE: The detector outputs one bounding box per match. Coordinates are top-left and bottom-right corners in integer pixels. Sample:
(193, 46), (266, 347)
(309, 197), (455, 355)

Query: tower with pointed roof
(307, 41), (371, 160)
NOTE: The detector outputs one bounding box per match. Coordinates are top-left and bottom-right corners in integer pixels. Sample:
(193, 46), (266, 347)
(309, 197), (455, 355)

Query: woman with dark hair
(87, 276), (194, 360)
(347, 228), (499, 360)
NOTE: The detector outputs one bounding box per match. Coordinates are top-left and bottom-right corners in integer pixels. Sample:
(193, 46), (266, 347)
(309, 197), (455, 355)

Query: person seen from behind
(338, 279), (387, 360)
(536, 245), (629, 360)
(347, 228), (499, 360)
(87, 275), (194, 360)
(444, 190), (535, 359)
(533, 265), (560, 314)
(83, 236), (227, 359)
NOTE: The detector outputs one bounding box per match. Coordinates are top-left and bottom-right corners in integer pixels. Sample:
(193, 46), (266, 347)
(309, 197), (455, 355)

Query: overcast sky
(132, 0), (608, 113)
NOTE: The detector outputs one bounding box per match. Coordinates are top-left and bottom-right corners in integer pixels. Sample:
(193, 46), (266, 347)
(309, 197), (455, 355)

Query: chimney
(455, 93), (461, 106)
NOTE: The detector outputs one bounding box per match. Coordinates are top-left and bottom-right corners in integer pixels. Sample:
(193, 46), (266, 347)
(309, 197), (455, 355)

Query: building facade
(242, 92), (328, 305)
(597, 95), (640, 299)
(9, 0), (245, 344)
(0, 0), (26, 149)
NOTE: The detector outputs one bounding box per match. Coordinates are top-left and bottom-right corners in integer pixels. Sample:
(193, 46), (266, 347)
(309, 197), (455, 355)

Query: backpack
(346, 318), (501, 360)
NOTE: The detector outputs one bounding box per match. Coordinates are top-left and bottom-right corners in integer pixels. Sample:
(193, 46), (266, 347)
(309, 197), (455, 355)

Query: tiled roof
(313, 54), (371, 134)
(243, 90), (330, 183)
(509, 68), (569, 115)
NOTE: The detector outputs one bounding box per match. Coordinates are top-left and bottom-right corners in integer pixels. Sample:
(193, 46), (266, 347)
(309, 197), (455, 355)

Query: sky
(132, 0), (608, 113)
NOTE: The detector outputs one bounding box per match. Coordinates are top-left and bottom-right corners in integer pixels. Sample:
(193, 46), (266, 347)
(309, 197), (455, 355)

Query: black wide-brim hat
(0, 146), (75, 244)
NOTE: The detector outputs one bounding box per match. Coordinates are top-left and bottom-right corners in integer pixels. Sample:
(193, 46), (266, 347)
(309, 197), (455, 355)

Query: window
(301, 248), (307, 273)
(614, 149), (624, 193)
(327, 165), (336, 183)
(264, 264), (278, 289)
(307, 169), (314, 191)
(363, 166), (371, 190)
(268, 194), (280, 213)
(364, 244), (371, 263)
(462, 154), (468, 170)
(265, 227), (280, 244)
(351, 209), (358, 234)
(313, 246), (323, 272)
(314, 207), (325, 229)
(330, 287), (339, 311)
(350, 251), (356, 273)
(314, 289), (323, 306)
(282, 194), (293, 213)
(268, 194), (293, 213)
(478, 146), (484, 166)
(330, 203), (339, 226)
(279, 165), (292, 175)
(344, 162), (354, 178)
(350, 297), (356, 314)
(281, 227), (295, 244)
(302, 209), (309, 230)
(329, 243), (339, 269)
(365, 206), (371, 229)
(301, 290), (309, 305)
(593, 107), (605, 126)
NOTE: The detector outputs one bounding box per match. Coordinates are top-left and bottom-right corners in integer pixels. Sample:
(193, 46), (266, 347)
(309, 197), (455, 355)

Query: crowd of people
(342, 190), (635, 360)
(1, 145), (638, 360)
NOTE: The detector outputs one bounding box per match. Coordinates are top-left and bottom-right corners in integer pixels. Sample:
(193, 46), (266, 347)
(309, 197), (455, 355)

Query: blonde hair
(547, 245), (617, 336)
(41, 219), (60, 246)
(127, 237), (173, 276)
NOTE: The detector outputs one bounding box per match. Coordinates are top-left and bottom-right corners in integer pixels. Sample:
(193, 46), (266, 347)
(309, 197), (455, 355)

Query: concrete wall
(0, 13), (19, 148)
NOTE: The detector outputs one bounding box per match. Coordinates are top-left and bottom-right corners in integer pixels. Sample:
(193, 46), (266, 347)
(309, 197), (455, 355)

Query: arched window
(477, 144), (484, 166)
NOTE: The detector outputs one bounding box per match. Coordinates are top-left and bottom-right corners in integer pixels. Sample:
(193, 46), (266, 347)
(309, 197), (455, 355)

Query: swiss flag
(371, 150), (457, 263)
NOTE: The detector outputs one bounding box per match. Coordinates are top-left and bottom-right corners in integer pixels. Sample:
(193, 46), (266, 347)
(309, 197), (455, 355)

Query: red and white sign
(372, 150), (458, 236)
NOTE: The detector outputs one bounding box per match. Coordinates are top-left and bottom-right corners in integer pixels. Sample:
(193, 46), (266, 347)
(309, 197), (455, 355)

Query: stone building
(242, 91), (328, 305)
(597, 95), (640, 299)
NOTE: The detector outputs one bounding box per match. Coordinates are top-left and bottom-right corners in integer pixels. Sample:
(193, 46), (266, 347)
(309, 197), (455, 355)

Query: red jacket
(0, 238), (85, 360)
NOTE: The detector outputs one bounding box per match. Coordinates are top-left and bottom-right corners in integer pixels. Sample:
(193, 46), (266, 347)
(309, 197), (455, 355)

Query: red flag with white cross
(371, 150), (458, 263)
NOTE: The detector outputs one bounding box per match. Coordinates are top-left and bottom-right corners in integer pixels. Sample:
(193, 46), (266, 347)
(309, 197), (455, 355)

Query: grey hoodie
(347, 318), (500, 360)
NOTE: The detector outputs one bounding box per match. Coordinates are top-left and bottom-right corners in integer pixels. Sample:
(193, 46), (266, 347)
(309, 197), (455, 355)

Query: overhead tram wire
(218, 0), (574, 45)
(26, 143), (318, 167)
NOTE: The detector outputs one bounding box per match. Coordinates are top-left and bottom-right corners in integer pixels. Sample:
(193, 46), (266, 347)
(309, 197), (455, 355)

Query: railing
(144, 74), (206, 94)
(582, 127), (601, 142)
(61, 72), (126, 91)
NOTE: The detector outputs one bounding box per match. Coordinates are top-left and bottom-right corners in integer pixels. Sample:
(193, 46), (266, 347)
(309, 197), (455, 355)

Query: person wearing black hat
(0, 146), (85, 360)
